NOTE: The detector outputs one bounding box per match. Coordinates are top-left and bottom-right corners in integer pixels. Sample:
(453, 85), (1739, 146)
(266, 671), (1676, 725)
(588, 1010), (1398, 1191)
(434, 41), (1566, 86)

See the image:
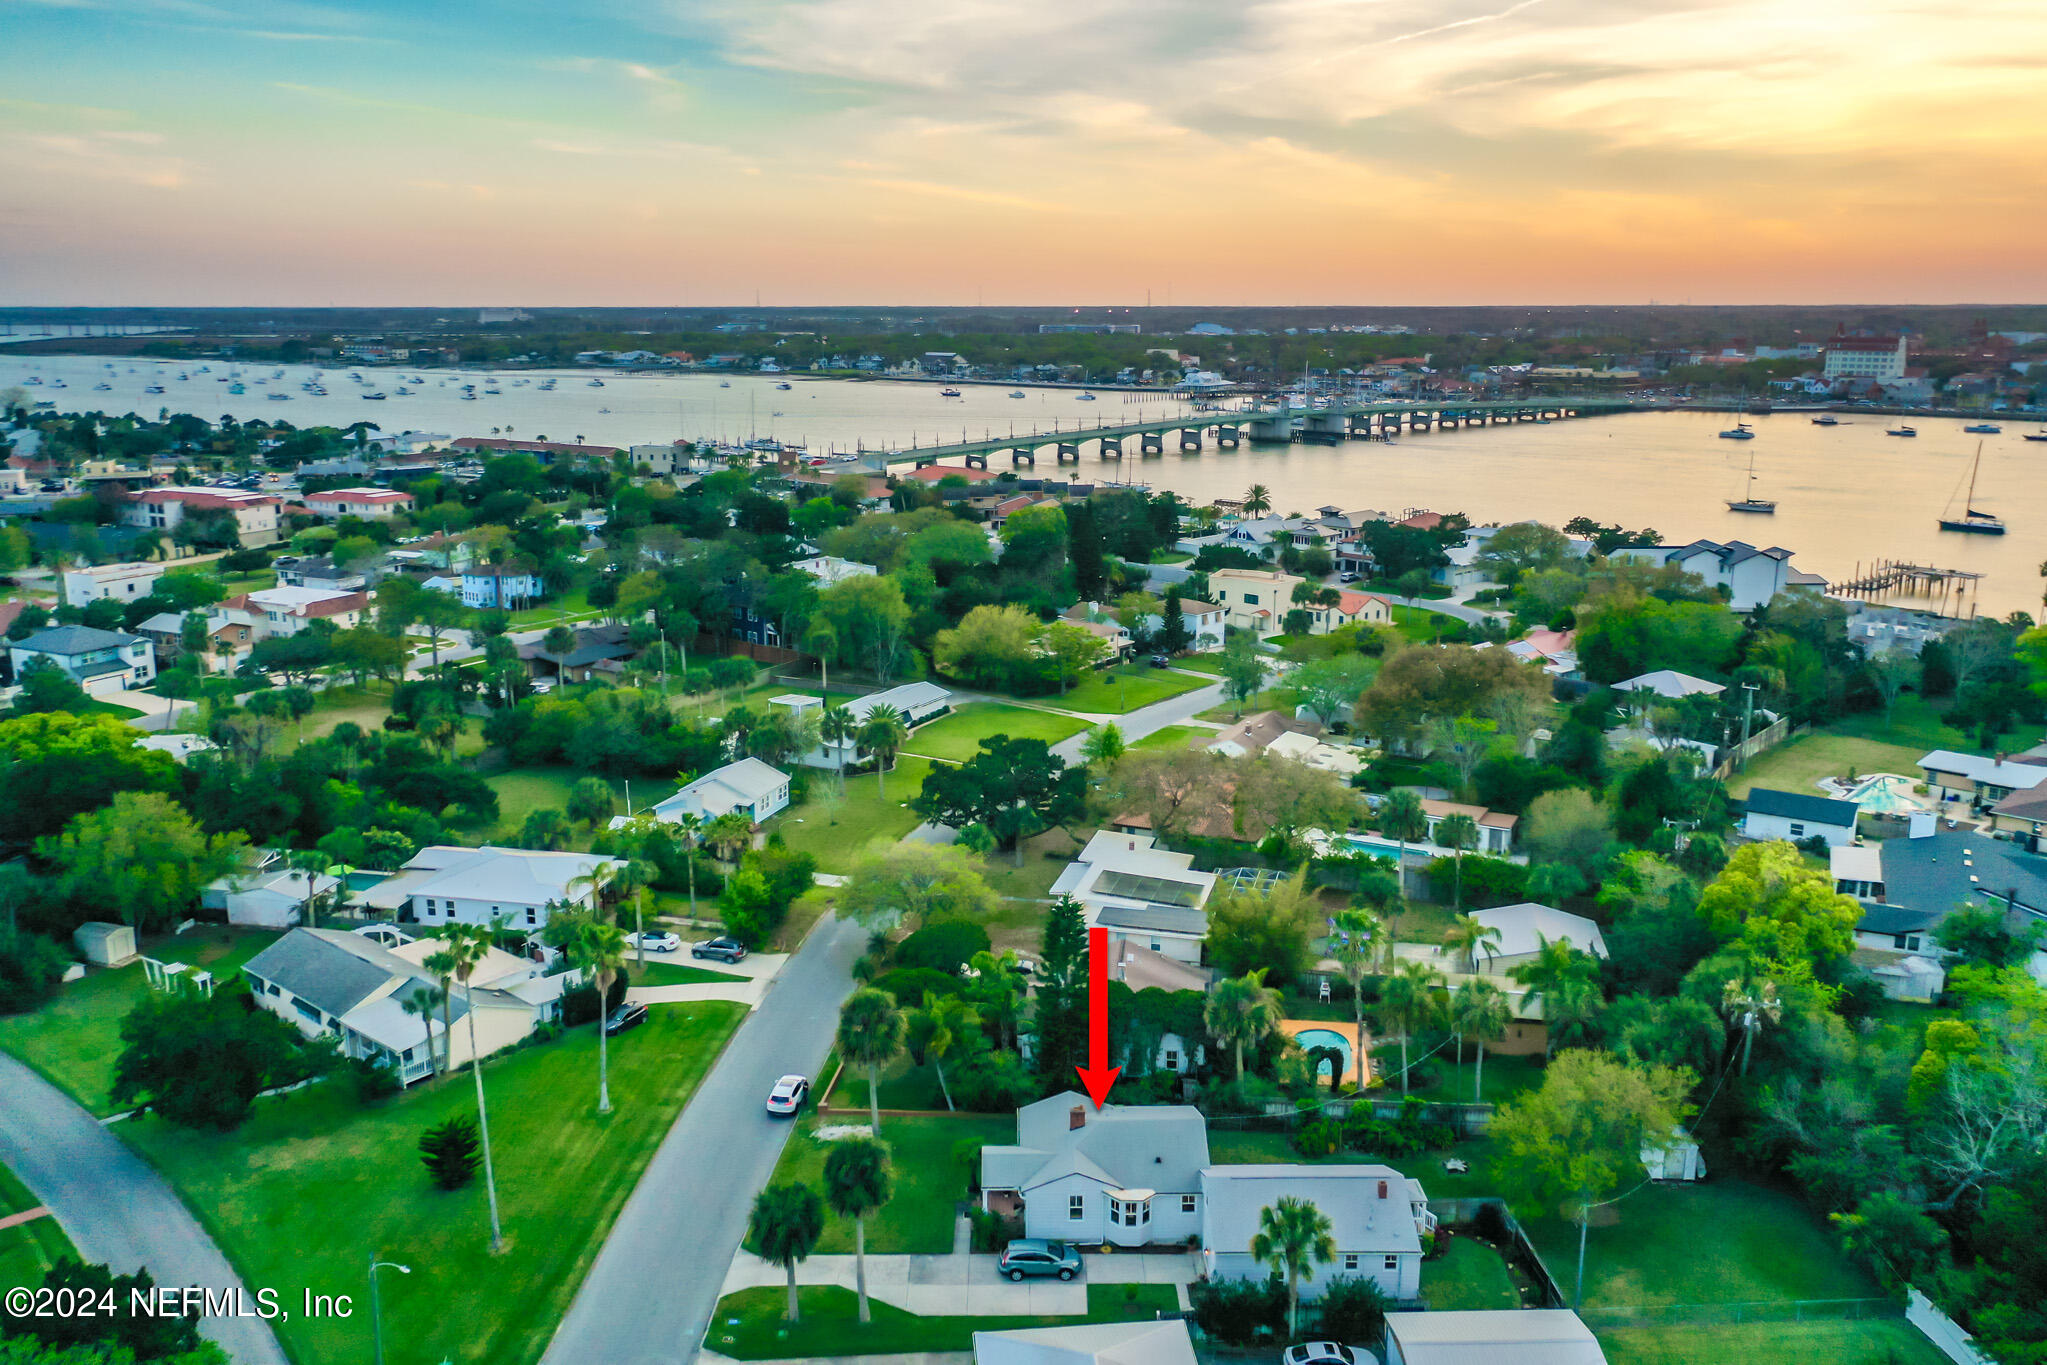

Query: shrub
(1316, 1276), (1391, 1340)
(419, 1113), (481, 1190)
(561, 973), (629, 1027)
(893, 919), (992, 975)
(1294, 1117), (1344, 1157)
(0, 928), (70, 1016)
(1188, 1275), (1287, 1345)
(966, 1206), (1024, 1253)
(869, 966), (961, 1003)
(347, 1054), (401, 1104)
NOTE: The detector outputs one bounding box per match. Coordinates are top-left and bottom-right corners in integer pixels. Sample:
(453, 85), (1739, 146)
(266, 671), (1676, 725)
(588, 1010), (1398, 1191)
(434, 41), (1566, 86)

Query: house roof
(1207, 710), (1319, 756)
(973, 1319), (1196, 1365)
(1420, 797), (1518, 831)
(1744, 787), (1861, 828)
(1856, 903), (1944, 936)
(1613, 669), (1725, 699)
(1200, 1164), (1422, 1257)
(1382, 1310), (1607, 1365)
(246, 586), (366, 618)
(386, 845), (617, 909)
(1868, 828), (2047, 918)
(855, 682), (951, 717)
(1110, 941), (1209, 993)
(306, 487), (412, 504)
(131, 486), (279, 509)
(1333, 590), (1390, 615)
(243, 928), (465, 1025)
(1472, 903), (1608, 960)
(1091, 902), (1210, 937)
(1921, 750), (2047, 791)
(11, 624), (145, 655)
(1830, 843), (1884, 885)
(665, 758), (790, 812)
(995, 1092), (1211, 1196)
(1992, 785), (2047, 822)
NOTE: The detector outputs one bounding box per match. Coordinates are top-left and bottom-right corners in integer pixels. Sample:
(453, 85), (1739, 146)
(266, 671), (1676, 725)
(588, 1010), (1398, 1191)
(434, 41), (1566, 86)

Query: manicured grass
(1168, 655), (1228, 676)
(902, 703), (1089, 762)
(627, 960), (749, 986)
(1425, 1235), (1522, 1310)
(689, 680), (865, 726)
(830, 1055), (950, 1112)
(757, 1112), (1012, 1254)
(1208, 1130), (1358, 1166)
(122, 1001), (745, 1365)
(1131, 724), (1209, 752)
(978, 829), (1085, 907)
(709, 1283), (1179, 1359)
(1521, 1180), (1885, 1309)
(82, 699), (145, 719)
(767, 758), (936, 872)
(1390, 604), (1468, 644)
(0, 926), (281, 1115)
(1727, 694), (2023, 799)
(0, 1160), (74, 1292)
(1052, 665), (1209, 715)
(1597, 1319), (1946, 1365)
(1409, 1049), (1547, 1108)
(506, 585), (593, 626)
(479, 765), (631, 845)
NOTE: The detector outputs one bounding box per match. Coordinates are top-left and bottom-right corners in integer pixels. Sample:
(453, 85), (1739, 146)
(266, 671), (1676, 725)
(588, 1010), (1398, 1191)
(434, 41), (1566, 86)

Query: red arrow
(1075, 925), (1121, 1109)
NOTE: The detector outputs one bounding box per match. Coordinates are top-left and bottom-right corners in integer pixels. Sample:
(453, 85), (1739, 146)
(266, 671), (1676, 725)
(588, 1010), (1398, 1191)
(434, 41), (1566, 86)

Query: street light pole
(369, 1253), (411, 1365)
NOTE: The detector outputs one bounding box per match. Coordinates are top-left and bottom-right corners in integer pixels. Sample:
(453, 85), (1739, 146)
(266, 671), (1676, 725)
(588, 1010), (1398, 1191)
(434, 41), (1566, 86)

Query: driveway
(1048, 673), (1224, 764)
(540, 911), (868, 1365)
(716, 1248), (1199, 1320)
(0, 1054), (289, 1365)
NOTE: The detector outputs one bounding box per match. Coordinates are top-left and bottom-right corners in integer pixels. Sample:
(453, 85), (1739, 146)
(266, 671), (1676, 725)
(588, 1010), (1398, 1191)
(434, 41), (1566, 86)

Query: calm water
(6, 352), (2042, 617)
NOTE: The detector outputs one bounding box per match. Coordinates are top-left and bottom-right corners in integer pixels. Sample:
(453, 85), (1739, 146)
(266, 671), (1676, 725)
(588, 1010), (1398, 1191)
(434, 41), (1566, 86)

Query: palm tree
(1510, 935), (1592, 1060)
(837, 989), (905, 1137)
(1543, 974), (1602, 1056)
(1722, 977), (1782, 1075)
(858, 705), (909, 801)
(1250, 1196), (1335, 1338)
(446, 920), (509, 1252)
(704, 811), (754, 865)
(1242, 484), (1274, 518)
(1377, 791), (1429, 929)
(400, 983), (446, 1081)
(963, 950), (1025, 1053)
(1203, 968), (1282, 1079)
(1327, 908), (1382, 1091)
(1450, 978), (1512, 1103)
(907, 992), (979, 1111)
(748, 1183), (826, 1324)
(424, 946), (459, 1080)
(819, 704), (858, 791)
(567, 860), (620, 920)
(1442, 913), (1503, 975)
(822, 1138), (893, 1325)
(288, 849), (330, 929)
(1377, 960), (1445, 1094)
(670, 811), (705, 914)
(1436, 813), (1480, 910)
(568, 918), (630, 1113)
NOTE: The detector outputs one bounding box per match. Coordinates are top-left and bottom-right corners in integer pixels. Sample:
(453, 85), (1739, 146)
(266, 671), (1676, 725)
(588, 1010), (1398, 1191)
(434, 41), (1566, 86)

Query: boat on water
(227, 383), (245, 394)
(1887, 425), (1916, 437)
(1939, 441), (2004, 535)
(363, 392), (386, 401)
(461, 392), (477, 400)
(1811, 414), (1839, 426)
(939, 387), (962, 398)
(718, 380), (731, 388)
(1008, 390), (1026, 398)
(93, 382), (111, 391)
(143, 384), (164, 394)
(267, 392), (292, 401)
(394, 387), (410, 396)
(1726, 448), (1775, 513)
(1077, 392), (1098, 401)
(588, 379), (604, 387)
(2024, 430), (2047, 442)
(776, 382), (793, 390)
(1718, 422), (1754, 440)
(1964, 423), (2002, 434)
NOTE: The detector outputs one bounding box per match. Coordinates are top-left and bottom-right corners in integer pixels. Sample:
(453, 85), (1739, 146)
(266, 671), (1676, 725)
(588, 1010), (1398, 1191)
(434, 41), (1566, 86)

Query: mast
(1965, 440), (1982, 514)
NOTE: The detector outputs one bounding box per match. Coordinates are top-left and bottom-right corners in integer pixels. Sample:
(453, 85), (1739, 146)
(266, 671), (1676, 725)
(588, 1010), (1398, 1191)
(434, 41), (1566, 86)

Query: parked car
(693, 937), (748, 964)
(630, 931), (682, 953)
(997, 1239), (1081, 1282)
(1148, 654), (1171, 668)
(765, 1074), (809, 1116)
(1283, 1344), (1358, 1365)
(602, 1002), (648, 1036)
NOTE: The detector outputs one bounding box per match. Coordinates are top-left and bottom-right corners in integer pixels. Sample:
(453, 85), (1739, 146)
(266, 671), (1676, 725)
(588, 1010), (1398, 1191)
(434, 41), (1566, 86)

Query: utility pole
(1739, 680), (1760, 765)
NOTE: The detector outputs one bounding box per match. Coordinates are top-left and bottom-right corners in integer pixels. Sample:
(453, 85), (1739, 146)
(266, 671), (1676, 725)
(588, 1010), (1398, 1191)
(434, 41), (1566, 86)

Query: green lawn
(829, 1054), (950, 1112)
(710, 1283), (1179, 1359)
(1051, 665), (1209, 715)
(902, 703), (1089, 762)
(1728, 694), (2024, 799)
(1168, 655), (1228, 676)
(0, 926), (281, 1115)
(1522, 1180), (1885, 1309)
(506, 585), (593, 626)
(627, 961), (749, 986)
(1425, 1235), (1522, 1310)
(1390, 604), (1468, 644)
(1409, 1050), (1547, 1107)
(479, 765), (633, 845)
(0, 1160), (73, 1293)
(1131, 724), (1209, 752)
(767, 758), (936, 872)
(1597, 1320), (1945, 1365)
(757, 1112), (1012, 1254)
(122, 1001), (745, 1365)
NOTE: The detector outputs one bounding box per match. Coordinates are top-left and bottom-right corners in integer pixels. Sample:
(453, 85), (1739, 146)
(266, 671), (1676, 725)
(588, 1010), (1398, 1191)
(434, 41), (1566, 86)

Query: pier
(1833, 559), (1985, 616)
(853, 395), (1644, 471)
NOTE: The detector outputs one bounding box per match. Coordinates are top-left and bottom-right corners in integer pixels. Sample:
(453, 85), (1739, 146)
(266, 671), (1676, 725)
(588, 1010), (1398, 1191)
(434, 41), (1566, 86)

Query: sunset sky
(4, 0), (2045, 305)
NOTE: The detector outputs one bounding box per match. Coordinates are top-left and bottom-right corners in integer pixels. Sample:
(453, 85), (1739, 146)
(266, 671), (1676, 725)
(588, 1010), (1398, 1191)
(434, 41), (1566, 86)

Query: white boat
(1009, 390), (1025, 398)
(1077, 392), (1097, 401)
(588, 379), (605, 387)
(93, 382), (111, 391)
(144, 384), (164, 394)
(1719, 422), (1754, 440)
(363, 392), (387, 401)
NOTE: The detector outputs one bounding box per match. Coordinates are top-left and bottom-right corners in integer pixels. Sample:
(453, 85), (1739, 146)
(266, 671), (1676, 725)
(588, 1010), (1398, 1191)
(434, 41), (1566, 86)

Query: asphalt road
(540, 911), (868, 1365)
(0, 1054), (290, 1365)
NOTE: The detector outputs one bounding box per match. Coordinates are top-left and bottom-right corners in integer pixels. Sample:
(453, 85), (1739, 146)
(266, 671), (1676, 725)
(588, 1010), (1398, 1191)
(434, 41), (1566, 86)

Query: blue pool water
(345, 870), (390, 892)
(1295, 1027), (1354, 1074)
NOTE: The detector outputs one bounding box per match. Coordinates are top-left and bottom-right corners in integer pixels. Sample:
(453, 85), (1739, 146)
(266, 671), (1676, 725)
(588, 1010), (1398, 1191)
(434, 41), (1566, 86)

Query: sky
(2, 0), (2045, 306)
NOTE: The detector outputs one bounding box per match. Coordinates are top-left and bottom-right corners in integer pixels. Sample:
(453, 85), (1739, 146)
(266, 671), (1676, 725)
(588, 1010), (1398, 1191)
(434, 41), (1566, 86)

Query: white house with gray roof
(652, 758), (791, 824)
(242, 927), (543, 1085)
(1050, 832), (1216, 965)
(356, 844), (617, 931)
(1609, 538), (1799, 610)
(8, 624), (155, 693)
(773, 682), (953, 769)
(980, 1093), (1211, 1246)
(1201, 1164), (1433, 1300)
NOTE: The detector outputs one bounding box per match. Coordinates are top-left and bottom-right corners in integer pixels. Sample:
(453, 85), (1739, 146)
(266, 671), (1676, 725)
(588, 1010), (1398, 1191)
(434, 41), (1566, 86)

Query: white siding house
(1741, 788), (1860, 846)
(1200, 1165), (1432, 1301)
(980, 1094), (1210, 1247)
(653, 758), (791, 824)
(1049, 832), (1216, 966)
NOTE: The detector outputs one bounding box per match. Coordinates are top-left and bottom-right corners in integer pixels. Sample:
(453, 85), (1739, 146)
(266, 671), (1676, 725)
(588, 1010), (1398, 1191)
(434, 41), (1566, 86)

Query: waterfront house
(121, 487), (281, 547)
(1201, 1164), (1431, 1301)
(7, 624), (155, 694)
(1741, 788), (1861, 847)
(1607, 539), (1797, 611)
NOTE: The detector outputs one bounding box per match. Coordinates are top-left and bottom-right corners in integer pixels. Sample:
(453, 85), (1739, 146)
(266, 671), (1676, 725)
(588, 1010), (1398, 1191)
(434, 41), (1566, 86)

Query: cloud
(6, 129), (193, 188)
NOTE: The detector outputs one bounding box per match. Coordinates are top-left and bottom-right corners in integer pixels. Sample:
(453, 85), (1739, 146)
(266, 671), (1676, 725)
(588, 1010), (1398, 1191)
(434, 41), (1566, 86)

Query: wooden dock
(1834, 559), (1984, 616)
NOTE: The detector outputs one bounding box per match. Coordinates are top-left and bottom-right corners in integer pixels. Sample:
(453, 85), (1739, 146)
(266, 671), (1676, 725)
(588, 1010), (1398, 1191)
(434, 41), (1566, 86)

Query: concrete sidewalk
(627, 951), (790, 1010)
(719, 1249), (1199, 1318)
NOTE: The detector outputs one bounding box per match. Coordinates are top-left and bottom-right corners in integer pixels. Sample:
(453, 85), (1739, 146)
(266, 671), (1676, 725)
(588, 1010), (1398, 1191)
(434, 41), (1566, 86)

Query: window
(1149, 939), (1162, 953)
(1789, 823), (1806, 837)
(1244, 592), (1259, 605)
(526, 908), (537, 926)
(1384, 1256), (1399, 1271)
(1182, 1194), (1197, 1214)
(1069, 1195), (1084, 1220)
(1163, 1050), (1179, 1071)
(1343, 1254), (1359, 1271)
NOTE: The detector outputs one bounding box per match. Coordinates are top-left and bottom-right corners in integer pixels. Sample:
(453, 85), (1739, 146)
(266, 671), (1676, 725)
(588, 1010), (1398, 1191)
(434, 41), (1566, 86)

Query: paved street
(541, 911), (868, 1365)
(0, 1054), (290, 1365)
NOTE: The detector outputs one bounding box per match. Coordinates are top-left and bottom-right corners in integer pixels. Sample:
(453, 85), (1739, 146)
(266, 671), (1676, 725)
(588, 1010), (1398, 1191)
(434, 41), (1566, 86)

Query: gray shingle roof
(1875, 830), (2047, 917)
(1744, 788), (1860, 827)
(12, 624), (144, 655)
(243, 929), (403, 1020)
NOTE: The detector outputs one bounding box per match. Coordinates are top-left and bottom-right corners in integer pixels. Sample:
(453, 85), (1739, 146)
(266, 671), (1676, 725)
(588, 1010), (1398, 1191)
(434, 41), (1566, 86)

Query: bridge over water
(852, 396), (1648, 471)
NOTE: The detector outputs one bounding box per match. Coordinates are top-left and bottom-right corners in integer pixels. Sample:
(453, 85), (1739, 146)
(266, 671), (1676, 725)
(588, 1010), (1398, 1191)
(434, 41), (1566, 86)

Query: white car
(631, 931), (682, 953)
(1283, 1344), (1360, 1365)
(765, 1074), (810, 1117)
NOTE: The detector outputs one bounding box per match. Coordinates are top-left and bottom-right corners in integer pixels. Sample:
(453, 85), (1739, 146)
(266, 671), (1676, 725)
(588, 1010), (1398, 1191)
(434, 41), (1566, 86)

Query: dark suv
(997, 1239), (1081, 1282)
(693, 936), (748, 964)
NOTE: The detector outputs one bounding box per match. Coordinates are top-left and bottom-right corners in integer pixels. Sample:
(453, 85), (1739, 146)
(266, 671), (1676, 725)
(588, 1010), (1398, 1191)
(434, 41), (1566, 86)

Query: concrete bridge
(854, 396), (1646, 471)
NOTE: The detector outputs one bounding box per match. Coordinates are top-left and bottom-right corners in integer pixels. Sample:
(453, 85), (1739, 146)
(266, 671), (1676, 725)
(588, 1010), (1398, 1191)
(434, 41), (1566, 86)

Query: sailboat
(1726, 449), (1775, 513)
(1718, 421), (1754, 440)
(1938, 441), (2004, 535)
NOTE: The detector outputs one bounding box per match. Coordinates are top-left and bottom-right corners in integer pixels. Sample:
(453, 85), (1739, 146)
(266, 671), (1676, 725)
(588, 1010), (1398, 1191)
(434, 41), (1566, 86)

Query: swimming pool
(1294, 1027), (1354, 1075)
(1845, 773), (1927, 816)
(345, 870), (391, 892)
